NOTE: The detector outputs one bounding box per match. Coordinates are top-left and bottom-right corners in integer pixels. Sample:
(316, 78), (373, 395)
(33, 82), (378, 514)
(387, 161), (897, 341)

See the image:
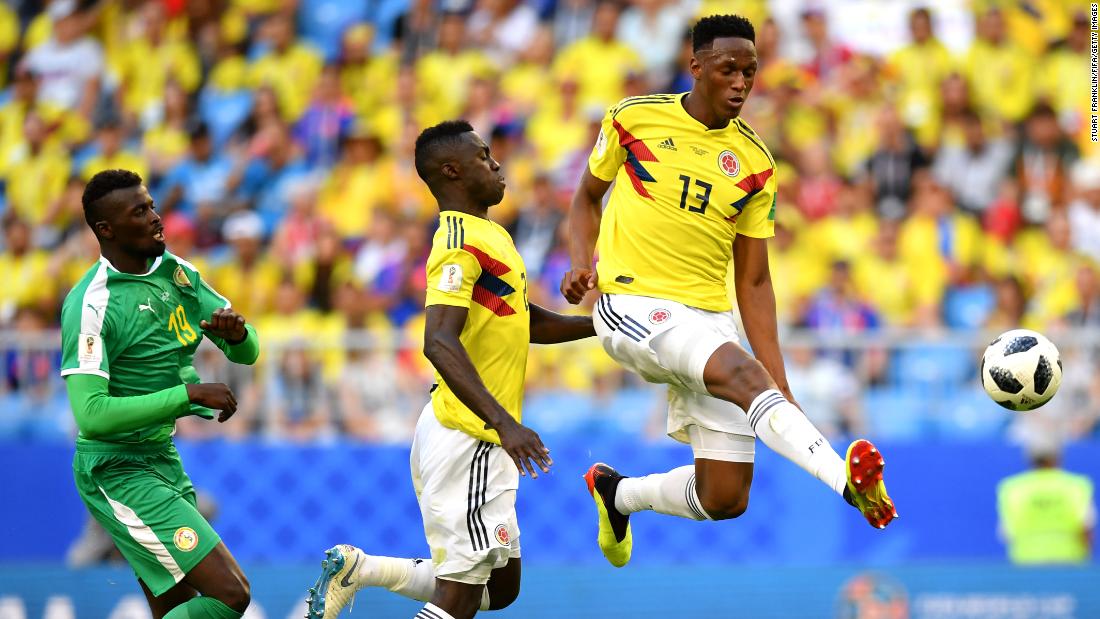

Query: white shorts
(594, 293), (756, 460)
(410, 403), (521, 585)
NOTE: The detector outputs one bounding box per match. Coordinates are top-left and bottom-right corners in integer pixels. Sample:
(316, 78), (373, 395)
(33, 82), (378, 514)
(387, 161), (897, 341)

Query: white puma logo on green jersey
(138, 298), (157, 315)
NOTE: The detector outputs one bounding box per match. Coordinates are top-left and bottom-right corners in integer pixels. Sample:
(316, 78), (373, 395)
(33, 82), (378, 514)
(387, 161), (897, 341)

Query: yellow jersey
(425, 212), (530, 444)
(590, 93), (777, 312)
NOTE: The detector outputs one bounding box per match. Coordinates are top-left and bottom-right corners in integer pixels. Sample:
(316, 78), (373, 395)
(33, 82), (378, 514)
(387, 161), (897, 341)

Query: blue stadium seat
(863, 387), (930, 440)
(198, 89), (254, 149)
(523, 391), (599, 435)
(943, 285), (996, 329)
(890, 344), (977, 391)
(933, 387), (1010, 440)
(298, 0), (369, 61)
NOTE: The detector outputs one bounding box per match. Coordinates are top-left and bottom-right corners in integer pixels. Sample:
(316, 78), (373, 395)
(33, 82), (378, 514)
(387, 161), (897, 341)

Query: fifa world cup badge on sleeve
(78, 333), (102, 364)
(595, 128), (607, 157)
(439, 264), (463, 292)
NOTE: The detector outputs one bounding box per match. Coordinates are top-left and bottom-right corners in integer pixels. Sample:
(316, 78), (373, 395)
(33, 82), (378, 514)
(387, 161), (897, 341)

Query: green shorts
(73, 440), (220, 596)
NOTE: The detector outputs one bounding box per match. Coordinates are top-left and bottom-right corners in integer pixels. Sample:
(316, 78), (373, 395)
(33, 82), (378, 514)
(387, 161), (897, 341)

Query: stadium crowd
(0, 0), (1097, 445)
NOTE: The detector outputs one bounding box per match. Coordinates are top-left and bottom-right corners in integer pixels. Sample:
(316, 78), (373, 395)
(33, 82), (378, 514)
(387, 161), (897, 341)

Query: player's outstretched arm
(732, 233), (797, 405)
(64, 374), (240, 437)
(424, 304), (553, 478)
(529, 303), (595, 344)
(561, 169), (612, 305)
(200, 308), (260, 365)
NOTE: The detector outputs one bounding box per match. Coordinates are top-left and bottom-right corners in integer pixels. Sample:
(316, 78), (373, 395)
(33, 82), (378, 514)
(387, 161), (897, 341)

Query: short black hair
(82, 169), (143, 226)
(692, 14), (755, 51)
(414, 119), (474, 184)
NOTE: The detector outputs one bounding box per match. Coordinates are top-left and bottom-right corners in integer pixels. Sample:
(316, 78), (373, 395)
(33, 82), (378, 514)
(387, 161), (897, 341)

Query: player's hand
(185, 383), (238, 422)
(200, 308), (248, 344)
(560, 268), (597, 305)
(497, 420), (553, 479)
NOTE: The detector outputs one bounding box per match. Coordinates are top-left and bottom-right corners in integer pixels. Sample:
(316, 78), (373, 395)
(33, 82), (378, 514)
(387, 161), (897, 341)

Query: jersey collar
(99, 253), (165, 276)
(676, 92), (736, 133)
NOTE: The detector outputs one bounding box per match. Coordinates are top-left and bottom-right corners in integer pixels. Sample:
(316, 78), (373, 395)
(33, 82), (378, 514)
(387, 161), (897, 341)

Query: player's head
(414, 120), (505, 210)
(689, 15), (757, 120)
(82, 169), (165, 258)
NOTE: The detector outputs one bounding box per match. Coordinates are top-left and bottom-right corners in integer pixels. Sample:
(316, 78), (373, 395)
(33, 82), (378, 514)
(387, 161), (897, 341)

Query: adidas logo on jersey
(657, 138), (677, 151)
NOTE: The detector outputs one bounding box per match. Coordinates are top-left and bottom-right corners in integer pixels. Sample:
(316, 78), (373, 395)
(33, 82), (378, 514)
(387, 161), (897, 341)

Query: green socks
(162, 597), (243, 619)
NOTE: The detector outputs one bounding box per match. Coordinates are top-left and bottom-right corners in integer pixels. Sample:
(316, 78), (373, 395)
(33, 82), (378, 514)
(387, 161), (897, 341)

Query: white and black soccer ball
(981, 329), (1062, 411)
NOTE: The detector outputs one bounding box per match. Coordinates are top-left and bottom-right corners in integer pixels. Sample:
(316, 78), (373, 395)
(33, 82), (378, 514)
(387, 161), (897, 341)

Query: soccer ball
(981, 329), (1062, 411)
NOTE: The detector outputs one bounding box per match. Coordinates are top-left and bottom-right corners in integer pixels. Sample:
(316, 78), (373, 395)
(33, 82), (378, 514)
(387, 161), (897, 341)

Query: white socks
(416, 603), (456, 619)
(747, 389), (847, 495)
(614, 465), (711, 521)
(359, 555), (490, 610)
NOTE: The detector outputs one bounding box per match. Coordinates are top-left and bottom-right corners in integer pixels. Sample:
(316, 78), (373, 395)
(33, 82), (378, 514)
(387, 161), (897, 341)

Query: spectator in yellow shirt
(887, 7), (956, 147)
(964, 7), (1035, 125)
(317, 123), (395, 242)
(1037, 12), (1091, 150)
(500, 25), (556, 117)
(247, 12), (323, 121)
(4, 111), (71, 228)
(552, 0), (642, 110)
(0, 218), (55, 324)
(113, 1), (201, 123)
(415, 13), (495, 121)
(338, 24), (398, 120)
(526, 78), (596, 171)
(211, 210), (284, 321)
(80, 119), (148, 182)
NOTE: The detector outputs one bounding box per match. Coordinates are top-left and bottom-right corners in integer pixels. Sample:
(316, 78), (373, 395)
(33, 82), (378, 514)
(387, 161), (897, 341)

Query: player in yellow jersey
(561, 15), (897, 568)
(306, 121), (595, 619)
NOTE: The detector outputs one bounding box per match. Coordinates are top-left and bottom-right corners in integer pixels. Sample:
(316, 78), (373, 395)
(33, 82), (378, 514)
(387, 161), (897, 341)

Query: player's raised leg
(702, 342), (896, 529)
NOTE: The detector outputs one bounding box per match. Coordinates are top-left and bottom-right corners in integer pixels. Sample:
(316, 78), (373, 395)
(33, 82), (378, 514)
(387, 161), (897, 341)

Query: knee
(698, 492), (749, 521)
(704, 353), (771, 406)
(222, 574), (251, 612)
(488, 582), (520, 610)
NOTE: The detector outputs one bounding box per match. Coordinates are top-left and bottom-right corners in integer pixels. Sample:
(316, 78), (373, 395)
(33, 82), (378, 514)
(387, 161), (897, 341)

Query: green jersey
(61, 252), (236, 445)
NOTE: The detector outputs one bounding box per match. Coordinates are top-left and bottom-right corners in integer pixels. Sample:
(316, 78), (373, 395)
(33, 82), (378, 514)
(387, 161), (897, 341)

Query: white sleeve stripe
(60, 368), (110, 379)
(80, 262), (110, 336)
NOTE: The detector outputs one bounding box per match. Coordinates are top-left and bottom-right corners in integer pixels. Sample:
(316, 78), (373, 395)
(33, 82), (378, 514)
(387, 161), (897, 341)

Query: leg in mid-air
(308, 404), (522, 618)
(585, 294), (896, 566)
(306, 545), (520, 619)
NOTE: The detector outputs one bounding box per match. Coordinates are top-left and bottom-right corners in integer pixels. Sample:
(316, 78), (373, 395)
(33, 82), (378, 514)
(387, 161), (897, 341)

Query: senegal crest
(173, 266), (191, 287)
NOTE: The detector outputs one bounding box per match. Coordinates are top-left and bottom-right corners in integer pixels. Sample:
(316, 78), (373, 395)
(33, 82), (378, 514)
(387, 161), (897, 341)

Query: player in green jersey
(60, 169), (259, 618)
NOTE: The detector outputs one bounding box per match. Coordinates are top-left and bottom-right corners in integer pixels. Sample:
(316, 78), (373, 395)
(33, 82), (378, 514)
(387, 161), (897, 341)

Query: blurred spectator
(984, 275), (1027, 332)
(800, 260), (880, 333)
(320, 123), (397, 244)
(21, 0), (102, 119)
(932, 108), (1014, 218)
(395, 0), (441, 64)
(786, 343), (864, 439)
(115, 1), (201, 126)
(552, 0), (641, 110)
(141, 80), (194, 180)
(793, 142), (842, 221)
(551, 0), (594, 49)
(293, 64), (355, 169)
(500, 25), (556, 117)
(997, 441), (1095, 564)
(852, 219), (933, 327)
(230, 123), (312, 235)
(863, 104), (930, 221)
(1038, 11), (1090, 150)
(247, 12), (323, 122)
(338, 24), (398, 120)
(3, 111), (71, 231)
(1068, 161), (1100, 264)
(160, 123), (234, 242)
(1013, 103), (1079, 224)
(887, 7), (955, 147)
(511, 173), (562, 279)
(615, 0), (689, 88)
(467, 0), (539, 64)
(210, 211), (283, 321)
(1065, 263), (1100, 329)
(416, 12), (494, 121)
(964, 7), (1033, 126)
(79, 119), (148, 183)
(798, 7), (852, 81)
(0, 218), (53, 325)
